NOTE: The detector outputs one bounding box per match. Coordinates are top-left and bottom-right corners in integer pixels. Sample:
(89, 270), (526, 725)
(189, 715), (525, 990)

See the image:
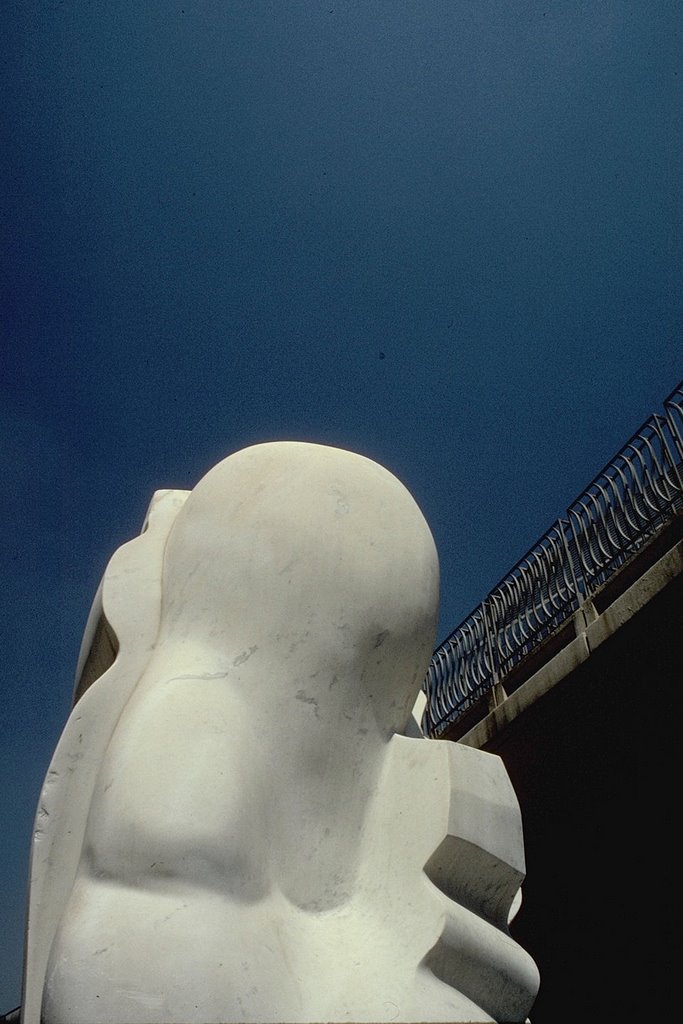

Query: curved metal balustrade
(422, 381), (683, 738)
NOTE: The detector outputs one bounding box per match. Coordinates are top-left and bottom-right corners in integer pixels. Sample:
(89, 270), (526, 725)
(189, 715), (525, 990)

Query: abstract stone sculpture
(23, 442), (539, 1023)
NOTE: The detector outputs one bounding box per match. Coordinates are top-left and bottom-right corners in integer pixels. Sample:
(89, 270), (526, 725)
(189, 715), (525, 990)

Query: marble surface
(23, 442), (538, 1023)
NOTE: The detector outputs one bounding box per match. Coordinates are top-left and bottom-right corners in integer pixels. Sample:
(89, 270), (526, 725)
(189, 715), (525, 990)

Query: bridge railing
(422, 381), (683, 738)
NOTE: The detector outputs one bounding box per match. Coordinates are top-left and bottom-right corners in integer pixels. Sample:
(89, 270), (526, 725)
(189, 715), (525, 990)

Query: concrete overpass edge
(457, 537), (683, 751)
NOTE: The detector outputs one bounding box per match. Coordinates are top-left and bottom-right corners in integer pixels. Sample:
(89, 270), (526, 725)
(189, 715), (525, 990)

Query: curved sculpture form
(24, 442), (539, 1023)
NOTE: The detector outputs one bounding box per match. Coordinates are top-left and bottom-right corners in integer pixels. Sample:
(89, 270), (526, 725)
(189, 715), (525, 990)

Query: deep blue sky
(1, 1), (680, 1008)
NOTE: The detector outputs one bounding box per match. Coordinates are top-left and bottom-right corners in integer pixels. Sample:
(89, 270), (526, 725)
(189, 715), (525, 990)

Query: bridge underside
(446, 543), (681, 1021)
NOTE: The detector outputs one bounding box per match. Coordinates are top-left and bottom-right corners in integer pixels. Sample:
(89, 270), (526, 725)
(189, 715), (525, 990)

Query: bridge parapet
(423, 382), (683, 738)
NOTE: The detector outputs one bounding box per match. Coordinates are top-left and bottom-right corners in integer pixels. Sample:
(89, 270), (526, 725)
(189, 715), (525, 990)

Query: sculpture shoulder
(83, 672), (269, 899)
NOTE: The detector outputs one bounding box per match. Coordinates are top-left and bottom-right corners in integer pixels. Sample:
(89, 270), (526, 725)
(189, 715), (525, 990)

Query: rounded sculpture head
(156, 441), (439, 736)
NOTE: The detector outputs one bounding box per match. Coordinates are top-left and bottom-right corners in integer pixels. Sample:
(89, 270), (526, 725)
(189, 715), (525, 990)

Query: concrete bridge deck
(447, 519), (682, 1022)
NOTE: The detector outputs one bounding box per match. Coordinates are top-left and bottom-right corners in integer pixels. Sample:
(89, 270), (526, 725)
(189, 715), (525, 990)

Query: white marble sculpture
(23, 442), (539, 1023)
